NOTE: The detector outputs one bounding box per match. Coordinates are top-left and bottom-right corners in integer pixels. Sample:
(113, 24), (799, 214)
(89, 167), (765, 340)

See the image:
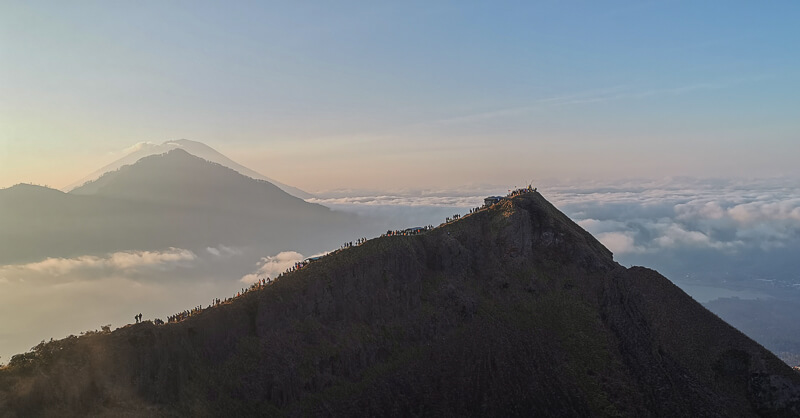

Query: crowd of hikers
(134, 185), (537, 326)
(340, 238), (368, 249)
(509, 185), (536, 197)
(383, 226), (434, 236)
(168, 307), (203, 324)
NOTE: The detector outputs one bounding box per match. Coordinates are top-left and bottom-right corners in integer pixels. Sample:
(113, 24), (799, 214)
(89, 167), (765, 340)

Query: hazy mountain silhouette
(2, 191), (798, 416)
(0, 149), (358, 265)
(63, 139), (313, 199)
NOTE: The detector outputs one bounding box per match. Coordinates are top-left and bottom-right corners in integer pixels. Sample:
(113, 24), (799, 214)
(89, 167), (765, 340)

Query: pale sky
(2, 1), (799, 191)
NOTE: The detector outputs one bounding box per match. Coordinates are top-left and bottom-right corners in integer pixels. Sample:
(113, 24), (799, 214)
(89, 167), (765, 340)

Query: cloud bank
(0, 248), (197, 283)
(548, 178), (800, 257)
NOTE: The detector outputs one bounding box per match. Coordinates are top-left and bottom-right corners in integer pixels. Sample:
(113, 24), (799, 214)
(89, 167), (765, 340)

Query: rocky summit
(1, 191), (799, 417)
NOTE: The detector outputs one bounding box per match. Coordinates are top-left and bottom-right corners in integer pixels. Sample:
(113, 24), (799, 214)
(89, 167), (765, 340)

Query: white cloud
(108, 249), (195, 270)
(0, 248), (197, 283)
(240, 251), (306, 284)
(596, 231), (644, 254)
(577, 219), (629, 234)
(654, 225), (714, 249)
(24, 255), (105, 275)
(727, 200), (800, 224)
(545, 178), (800, 255)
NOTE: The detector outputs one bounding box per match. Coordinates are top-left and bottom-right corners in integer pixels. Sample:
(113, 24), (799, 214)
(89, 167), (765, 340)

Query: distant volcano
(0, 149), (358, 264)
(2, 190), (798, 416)
(63, 139), (313, 199)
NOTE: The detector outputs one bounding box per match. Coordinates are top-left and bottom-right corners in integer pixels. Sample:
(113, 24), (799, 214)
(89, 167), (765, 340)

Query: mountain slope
(1, 191), (798, 417)
(63, 139), (313, 199)
(71, 148), (318, 216)
(0, 150), (357, 264)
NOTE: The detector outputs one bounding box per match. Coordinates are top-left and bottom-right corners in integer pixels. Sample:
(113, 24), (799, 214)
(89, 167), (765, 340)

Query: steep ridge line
(1, 191), (799, 417)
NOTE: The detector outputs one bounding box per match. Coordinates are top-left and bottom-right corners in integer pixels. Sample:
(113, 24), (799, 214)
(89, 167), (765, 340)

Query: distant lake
(674, 282), (773, 303)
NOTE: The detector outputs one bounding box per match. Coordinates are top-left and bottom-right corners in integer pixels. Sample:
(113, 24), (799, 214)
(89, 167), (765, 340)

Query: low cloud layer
(309, 194), (487, 208)
(0, 248), (197, 283)
(309, 190), (488, 234)
(0, 244), (258, 361)
(547, 178), (800, 258)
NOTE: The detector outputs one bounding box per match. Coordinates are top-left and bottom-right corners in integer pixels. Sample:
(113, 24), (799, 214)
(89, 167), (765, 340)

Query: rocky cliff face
(1, 192), (799, 417)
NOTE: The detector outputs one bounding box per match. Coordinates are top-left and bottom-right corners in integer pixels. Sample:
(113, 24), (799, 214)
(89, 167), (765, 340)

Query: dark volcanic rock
(1, 192), (799, 417)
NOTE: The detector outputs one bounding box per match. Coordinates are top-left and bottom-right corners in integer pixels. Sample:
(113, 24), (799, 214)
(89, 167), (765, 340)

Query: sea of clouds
(549, 178), (800, 255)
(545, 178), (800, 292)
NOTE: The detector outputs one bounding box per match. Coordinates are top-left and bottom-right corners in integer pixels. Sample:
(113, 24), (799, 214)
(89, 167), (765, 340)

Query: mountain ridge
(70, 148), (313, 212)
(2, 191), (797, 417)
(63, 139), (314, 199)
(0, 149), (361, 265)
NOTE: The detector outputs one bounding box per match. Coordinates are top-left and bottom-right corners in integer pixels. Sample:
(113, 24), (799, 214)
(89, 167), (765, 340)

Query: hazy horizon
(4, 139), (800, 196)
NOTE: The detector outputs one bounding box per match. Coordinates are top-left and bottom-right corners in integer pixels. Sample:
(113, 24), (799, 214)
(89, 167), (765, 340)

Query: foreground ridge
(1, 191), (799, 417)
